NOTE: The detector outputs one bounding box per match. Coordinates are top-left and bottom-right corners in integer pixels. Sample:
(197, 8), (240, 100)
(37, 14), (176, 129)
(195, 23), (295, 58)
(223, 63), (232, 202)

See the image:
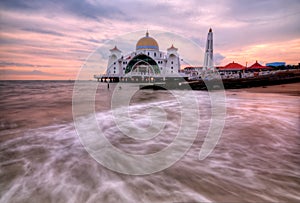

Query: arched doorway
(125, 54), (160, 75)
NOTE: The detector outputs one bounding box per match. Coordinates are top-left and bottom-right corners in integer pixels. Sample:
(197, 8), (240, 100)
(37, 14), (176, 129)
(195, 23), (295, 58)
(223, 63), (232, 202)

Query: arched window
(154, 52), (156, 57)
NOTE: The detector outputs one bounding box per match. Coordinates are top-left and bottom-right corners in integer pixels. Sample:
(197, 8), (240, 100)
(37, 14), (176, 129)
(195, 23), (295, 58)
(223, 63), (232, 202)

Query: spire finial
(110, 45), (121, 52)
(146, 30), (149, 37)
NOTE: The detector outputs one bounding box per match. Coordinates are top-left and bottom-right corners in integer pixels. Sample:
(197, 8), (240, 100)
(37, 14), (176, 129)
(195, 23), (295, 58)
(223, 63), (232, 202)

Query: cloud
(0, 0), (126, 20)
(0, 0), (35, 10)
(21, 28), (65, 37)
(0, 62), (52, 68)
(214, 53), (226, 65)
(0, 69), (62, 76)
(0, 0), (299, 80)
(225, 0), (300, 22)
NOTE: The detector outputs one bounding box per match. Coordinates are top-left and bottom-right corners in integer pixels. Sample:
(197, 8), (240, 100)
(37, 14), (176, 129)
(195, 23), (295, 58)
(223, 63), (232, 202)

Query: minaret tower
(203, 28), (214, 71)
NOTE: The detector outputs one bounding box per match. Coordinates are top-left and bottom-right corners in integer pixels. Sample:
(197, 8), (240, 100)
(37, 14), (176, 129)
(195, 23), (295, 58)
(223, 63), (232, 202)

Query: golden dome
(136, 31), (159, 50)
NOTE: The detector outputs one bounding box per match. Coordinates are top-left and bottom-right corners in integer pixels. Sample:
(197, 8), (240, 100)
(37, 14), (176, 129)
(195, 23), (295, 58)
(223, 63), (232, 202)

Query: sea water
(0, 81), (299, 203)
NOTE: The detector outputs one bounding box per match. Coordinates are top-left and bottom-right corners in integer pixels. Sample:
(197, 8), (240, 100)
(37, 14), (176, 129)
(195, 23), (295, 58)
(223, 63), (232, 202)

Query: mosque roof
(136, 31), (159, 50)
(110, 46), (121, 52)
(167, 44), (178, 51)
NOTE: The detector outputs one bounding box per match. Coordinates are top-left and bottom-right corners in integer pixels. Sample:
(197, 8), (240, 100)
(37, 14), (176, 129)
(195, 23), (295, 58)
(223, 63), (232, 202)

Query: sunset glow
(0, 0), (299, 80)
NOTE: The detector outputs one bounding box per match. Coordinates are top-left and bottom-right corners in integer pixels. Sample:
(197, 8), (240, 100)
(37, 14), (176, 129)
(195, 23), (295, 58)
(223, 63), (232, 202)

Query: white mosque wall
(106, 52), (181, 76)
(165, 54), (180, 74)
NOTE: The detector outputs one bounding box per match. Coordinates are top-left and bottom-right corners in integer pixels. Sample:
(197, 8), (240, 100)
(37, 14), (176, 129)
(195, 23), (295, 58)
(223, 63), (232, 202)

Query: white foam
(1, 92), (299, 202)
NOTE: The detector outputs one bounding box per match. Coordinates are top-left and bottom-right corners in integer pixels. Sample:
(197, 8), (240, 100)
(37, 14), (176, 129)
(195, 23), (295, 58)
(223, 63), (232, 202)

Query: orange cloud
(219, 38), (300, 66)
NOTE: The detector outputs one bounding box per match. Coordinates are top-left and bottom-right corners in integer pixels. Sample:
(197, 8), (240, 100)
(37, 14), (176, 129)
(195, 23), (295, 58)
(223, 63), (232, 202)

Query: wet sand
(229, 82), (300, 96)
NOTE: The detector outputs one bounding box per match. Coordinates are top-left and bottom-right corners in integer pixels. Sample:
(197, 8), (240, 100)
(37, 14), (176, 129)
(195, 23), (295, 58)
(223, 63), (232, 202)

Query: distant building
(217, 61), (272, 72)
(248, 61), (272, 71)
(266, 62), (286, 67)
(217, 61), (245, 71)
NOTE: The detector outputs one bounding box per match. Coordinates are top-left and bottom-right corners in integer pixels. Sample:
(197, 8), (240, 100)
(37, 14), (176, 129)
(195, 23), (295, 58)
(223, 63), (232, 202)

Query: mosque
(94, 29), (294, 84)
(94, 29), (214, 82)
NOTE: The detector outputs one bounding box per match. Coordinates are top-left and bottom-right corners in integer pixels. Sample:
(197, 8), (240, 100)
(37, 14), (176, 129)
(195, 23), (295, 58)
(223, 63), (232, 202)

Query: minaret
(203, 28), (214, 70)
(107, 45), (121, 75)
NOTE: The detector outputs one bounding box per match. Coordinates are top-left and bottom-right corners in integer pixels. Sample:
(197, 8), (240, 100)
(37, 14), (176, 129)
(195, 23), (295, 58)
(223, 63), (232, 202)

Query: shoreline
(228, 82), (300, 96)
(137, 69), (300, 91)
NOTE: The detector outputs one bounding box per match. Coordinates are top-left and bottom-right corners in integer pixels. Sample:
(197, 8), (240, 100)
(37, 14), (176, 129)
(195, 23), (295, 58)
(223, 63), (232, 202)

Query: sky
(0, 0), (299, 80)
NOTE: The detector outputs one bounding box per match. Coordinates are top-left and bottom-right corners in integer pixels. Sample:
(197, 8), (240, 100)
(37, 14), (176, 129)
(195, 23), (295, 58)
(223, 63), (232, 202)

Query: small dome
(136, 31), (159, 50)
